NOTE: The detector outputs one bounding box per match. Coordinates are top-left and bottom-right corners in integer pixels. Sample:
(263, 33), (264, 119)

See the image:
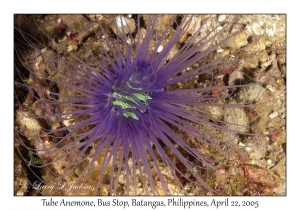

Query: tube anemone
(14, 14), (268, 195)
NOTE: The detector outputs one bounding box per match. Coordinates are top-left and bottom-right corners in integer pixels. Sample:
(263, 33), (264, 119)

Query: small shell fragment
(269, 111), (278, 119)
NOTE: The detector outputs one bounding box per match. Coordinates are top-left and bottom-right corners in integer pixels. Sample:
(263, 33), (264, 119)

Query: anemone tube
(14, 14), (264, 195)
